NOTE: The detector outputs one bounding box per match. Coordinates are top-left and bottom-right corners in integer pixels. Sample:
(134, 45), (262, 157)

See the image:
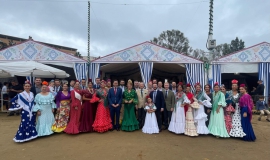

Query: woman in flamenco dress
(239, 84), (256, 141)
(91, 80), (113, 133)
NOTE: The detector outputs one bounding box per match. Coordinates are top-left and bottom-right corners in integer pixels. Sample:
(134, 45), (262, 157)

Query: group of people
(8, 77), (259, 143)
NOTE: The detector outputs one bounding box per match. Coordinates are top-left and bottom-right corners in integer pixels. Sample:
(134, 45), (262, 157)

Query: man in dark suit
(54, 79), (63, 93)
(93, 77), (101, 89)
(30, 77), (42, 97)
(163, 82), (175, 129)
(150, 83), (165, 131)
(255, 80), (264, 96)
(107, 79), (123, 131)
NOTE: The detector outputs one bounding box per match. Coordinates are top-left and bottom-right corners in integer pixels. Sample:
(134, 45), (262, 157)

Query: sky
(0, 0), (269, 57)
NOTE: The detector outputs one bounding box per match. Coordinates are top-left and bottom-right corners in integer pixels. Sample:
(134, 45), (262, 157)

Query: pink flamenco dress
(91, 89), (113, 133)
(224, 104), (235, 134)
(64, 89), (82, 134)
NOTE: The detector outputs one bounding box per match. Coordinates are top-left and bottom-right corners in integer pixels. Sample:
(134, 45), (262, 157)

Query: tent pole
(87, 1), (91, 79)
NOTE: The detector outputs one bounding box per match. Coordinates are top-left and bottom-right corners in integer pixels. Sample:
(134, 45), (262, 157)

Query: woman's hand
(171, 108), (174, 112)
(125, 100), (128, 103)
(37, 111), (41, 116)
(243, 112), (247, 117)
(52, 109), (54, 113)
(75, 106), (78, 110)
(207, 109), (211, 114)
(181, 104), (185, 107)
(98, 99), (103, 103)
(57, 108), (60, 113)
(216, 107), (220, 114)
(129, 100), (133, 103)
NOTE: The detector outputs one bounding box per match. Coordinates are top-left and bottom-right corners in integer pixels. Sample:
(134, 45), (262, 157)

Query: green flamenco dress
(208, 91), (230, 138)
(121, 89), (139, 131)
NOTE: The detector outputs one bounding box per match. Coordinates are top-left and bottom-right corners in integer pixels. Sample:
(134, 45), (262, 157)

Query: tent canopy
(0, 39), (86, 67)
(213, 42), (270, 63)
(92, 41), (203, 64)
(0, 61), (69, 78)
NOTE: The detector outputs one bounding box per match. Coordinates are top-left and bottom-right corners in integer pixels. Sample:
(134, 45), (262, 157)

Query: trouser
(163, 107), (169, 128)
(138, 108), (146, 128)
(260, 110), (270, 119)
(167, 110), (172, 124)
(155, 108), (162, 130)
(3, 94), (9, 110)
(110, 105), (121, 129)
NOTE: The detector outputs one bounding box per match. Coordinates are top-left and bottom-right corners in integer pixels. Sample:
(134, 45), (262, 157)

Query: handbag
(190, 98), (200, 109)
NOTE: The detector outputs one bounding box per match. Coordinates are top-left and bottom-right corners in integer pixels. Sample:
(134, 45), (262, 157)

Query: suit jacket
(119, 86), (127, 94)
(150, 90), (165, 109)
(256, 100), (268, 110)
(255, 84), (264, 95)
(136, 88), (148, 108)
(163, 89), (176, 111)
(30, 86), (37, 97)
(108, 87), (122, 107)
(93, 84), (100, 89)
(54, 86), (63, 92)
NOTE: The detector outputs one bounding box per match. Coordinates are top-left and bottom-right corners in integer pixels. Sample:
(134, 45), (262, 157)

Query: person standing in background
(93, 77), (101, 89)
(171, 82), (177, 95)
(136, 82), (148, 129)
(119, 79), (127, 122)
(133, 80), (140, 90)
(69, 80), (75, 91)
(80, 79), (87, 90)
(54, 79), (62, 93)
(30, 77), (42, 97)
(157, 81), (164, 92)
(8, 80), (23, 116)
(1, 82), (9, 111)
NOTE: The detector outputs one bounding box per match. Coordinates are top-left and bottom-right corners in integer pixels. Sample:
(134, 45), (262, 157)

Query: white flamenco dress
(194, 92), (212, 134)
(142, 104), (159, 134)
(229, 94), (246, 137)
(168, 93), (190, 134)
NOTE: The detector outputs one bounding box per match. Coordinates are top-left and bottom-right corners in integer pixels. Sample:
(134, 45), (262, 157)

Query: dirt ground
(0, 113), (269, 160)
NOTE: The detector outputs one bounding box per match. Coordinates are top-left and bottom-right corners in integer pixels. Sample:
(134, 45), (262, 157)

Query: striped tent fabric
(138, 62), (153, 86)
(89, 63), (100, 85)
(258, 62), (269, 99)
(74, 63), (88, 82)
(212, 64), (222, 88)
(185, 63), (205, 93)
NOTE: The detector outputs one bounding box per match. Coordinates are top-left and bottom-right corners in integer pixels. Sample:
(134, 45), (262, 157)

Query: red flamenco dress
(184, 92), (194, 116)
(64, 89), (82, 134)
(79, 89), (97, 132)
(91, 89), (112, 133)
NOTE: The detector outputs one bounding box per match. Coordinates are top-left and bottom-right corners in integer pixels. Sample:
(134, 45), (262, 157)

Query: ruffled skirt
(168, 105), (185, 134)
(184, 107), (198, 136)
(142, 112), (159, 134)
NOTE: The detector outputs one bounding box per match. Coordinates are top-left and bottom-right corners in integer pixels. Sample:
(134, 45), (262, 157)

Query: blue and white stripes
(212, 64), (222, 88)
(258, 62), (269, 98)
(89, 63), (100, 85)
(139, 62), (153, 86)
(185, 63), (205, 92)
(74, 63), (88, 82)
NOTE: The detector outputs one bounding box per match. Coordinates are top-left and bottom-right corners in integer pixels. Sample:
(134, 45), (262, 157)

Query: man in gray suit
(163, 82), (175, 129)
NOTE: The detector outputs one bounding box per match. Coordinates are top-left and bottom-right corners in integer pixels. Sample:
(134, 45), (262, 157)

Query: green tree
(75, 52), (82, 58)
(151, 29), (193, 55)
(216, 37), (245, 56)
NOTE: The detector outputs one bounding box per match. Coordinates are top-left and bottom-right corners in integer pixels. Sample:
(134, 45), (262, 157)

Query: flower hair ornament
(75, 80), (79, 83)
(194, 82), (201, 87)
(178, 82), (183, 86)
(240, 84), (246, 88)
(88, 79), (92, 83)
(214, 82), (219, 86)
(25, 80), (31, 85)
(42, 81), (49, 86)
(107, 79), (111, 82)
(231, 79), (238, 84)
(186, 83), (191, 87)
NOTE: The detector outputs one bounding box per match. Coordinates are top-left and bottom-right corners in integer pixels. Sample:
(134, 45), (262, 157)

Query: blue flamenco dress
(9, 91), (38, 143)
(239, 94), (256, 141)
(33, 93), (56, 137)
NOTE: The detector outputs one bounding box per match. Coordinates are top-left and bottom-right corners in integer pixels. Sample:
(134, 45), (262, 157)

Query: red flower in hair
(240, 84), (245, 87)
(146, 95), (151, 99)
(25, 80), (31, 85)
(88, 79), (92, 82)
(101, 80), (107, 84)
(195, 82), (201, 87)
(214, 82), (219, 86)
(42, 81), (48, 86)
(75, 80), (79, 83)
(231, 79), (238, 84)
(178, 82), (183, 86)
(186, 83), (191, 87)
(107, 79), (111, 82)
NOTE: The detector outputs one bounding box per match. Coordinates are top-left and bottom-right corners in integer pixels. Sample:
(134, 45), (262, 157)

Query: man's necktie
(153, 91), (157, 103)
(141, 89), (143, 98)
(165, 90), (168, 99)
(114, 87), (117, 95)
